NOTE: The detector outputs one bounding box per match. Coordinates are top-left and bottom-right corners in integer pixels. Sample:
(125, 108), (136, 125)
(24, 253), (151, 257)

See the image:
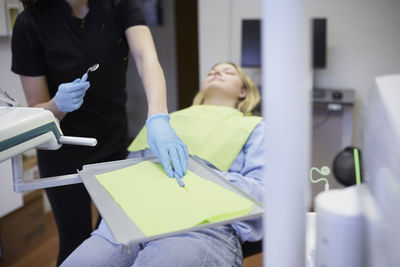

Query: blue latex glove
(55, 73), (90, 112)
(146, 114), (188, 178)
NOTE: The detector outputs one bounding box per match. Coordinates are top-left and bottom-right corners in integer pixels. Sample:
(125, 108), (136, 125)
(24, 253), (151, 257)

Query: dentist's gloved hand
(55, 73), (90, 112)
(146, 114), (188, 178)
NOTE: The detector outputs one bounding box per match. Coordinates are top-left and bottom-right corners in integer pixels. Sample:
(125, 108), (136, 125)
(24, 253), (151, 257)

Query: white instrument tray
(78, 155), (264, 246)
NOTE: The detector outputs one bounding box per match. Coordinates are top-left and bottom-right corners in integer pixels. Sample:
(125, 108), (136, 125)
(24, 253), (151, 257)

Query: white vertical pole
(262, 0), (311, 266)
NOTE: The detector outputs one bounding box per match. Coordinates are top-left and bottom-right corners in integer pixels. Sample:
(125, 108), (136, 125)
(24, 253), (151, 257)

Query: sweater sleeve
(217, 121), (266, 242)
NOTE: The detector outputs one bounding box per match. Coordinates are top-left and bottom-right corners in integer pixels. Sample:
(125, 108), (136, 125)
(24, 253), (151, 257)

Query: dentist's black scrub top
(11, 0), (146, 174)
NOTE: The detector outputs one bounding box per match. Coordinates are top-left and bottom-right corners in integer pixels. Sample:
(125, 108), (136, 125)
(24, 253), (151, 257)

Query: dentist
(11, 0), (187, 264)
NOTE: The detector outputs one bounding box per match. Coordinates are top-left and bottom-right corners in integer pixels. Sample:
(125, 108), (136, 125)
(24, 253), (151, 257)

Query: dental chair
(242, 240), (262, 258)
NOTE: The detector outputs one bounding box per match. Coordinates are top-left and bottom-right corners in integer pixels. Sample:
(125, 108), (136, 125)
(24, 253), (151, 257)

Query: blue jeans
(61, 220), (243, 267)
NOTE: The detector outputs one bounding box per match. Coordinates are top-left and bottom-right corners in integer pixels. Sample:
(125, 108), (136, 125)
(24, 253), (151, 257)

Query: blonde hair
(192, 62), (260, 115)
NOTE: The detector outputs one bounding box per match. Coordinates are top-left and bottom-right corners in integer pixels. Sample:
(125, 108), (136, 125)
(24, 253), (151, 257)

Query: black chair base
(241, 240), (263, 258)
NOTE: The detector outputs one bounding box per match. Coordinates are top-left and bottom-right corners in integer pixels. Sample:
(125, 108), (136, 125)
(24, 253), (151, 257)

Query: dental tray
(78, 155), (264, 246)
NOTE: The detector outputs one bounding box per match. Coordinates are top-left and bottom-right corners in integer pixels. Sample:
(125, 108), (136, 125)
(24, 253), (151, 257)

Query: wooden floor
(0, 207), (261, 267)
(0, 212), (58, 267)
(0, 197), (99, 267)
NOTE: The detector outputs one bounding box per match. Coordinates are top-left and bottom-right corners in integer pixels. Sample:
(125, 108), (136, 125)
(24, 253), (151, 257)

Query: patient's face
(202, 63), (246, 101)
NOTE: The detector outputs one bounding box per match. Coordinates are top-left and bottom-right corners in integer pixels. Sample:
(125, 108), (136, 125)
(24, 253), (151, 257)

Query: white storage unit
(0, 159), (23, 218)
(0, 0), (22, 37)
(0, 0), (7, 36)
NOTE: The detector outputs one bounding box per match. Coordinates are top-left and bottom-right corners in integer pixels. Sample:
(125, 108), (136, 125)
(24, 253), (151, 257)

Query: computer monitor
(241, 19), (261, 68)
(241, 18), (327, 69)
(312, 18), (327, 69)
(362, 74), (400, 266)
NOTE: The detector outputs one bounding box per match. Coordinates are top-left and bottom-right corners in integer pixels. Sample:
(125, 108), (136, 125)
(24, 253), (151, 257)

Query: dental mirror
(86, 63), (100, 74)
(82, 63), (100, 80)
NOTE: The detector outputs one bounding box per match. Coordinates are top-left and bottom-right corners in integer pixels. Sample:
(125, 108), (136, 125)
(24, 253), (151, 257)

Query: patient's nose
(213, 70), (221, 76)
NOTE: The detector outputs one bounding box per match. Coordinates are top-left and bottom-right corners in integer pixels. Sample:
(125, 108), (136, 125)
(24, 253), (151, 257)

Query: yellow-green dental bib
(128, 105), (262, 171)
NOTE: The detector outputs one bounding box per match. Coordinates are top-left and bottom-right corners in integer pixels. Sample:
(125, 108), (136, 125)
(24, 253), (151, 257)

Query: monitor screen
(241, 18), (328, 69)
(312, 18), (327, 69)
(241, 20), (261, 68)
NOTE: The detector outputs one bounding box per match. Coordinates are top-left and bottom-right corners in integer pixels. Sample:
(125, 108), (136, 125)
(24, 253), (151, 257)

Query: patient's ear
(239, 88), (247, 99)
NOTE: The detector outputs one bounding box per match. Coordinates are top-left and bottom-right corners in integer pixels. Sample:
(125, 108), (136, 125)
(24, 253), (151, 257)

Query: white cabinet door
(0, 0), (7, 36)
(0, 0), (23, 36)
(0, 159), (23, 218)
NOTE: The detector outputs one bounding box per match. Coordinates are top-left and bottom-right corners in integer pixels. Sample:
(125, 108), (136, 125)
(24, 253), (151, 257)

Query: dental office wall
(199, 0), (400, 200)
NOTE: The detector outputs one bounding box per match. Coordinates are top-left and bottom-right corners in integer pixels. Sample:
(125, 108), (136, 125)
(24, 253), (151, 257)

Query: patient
(61, 62), (265, 267)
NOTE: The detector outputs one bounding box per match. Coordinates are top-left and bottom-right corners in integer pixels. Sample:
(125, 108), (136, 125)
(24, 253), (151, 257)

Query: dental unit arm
(0, 103), (97, 192)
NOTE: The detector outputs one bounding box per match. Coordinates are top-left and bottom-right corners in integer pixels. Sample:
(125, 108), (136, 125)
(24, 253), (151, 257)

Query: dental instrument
(0, 88), (19, 107)
(173, 170), (185, 187)
(82, 63), (100, 80)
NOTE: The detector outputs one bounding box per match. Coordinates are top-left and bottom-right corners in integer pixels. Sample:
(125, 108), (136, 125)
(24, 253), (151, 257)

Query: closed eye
(224, 71), (235, 75)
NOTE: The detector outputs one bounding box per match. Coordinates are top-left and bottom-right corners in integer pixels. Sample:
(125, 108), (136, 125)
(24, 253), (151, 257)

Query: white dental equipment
(0, 89), (97, 192)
